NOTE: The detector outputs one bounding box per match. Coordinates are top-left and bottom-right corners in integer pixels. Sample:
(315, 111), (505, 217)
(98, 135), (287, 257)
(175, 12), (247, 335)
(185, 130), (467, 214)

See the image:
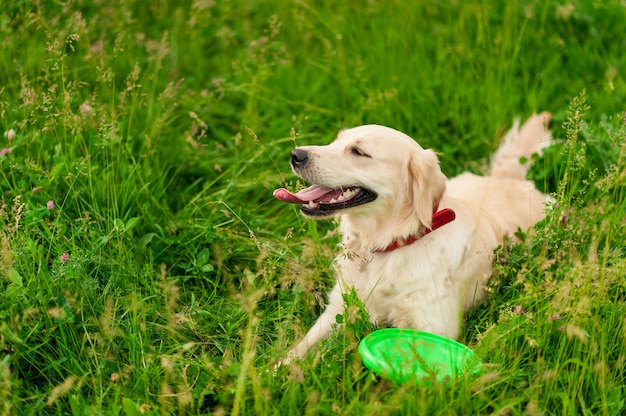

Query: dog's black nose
(291, 148), (309, 167)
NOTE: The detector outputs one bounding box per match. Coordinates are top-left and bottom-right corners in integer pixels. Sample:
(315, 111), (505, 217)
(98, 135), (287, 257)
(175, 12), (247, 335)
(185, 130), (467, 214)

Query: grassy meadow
(1, 0), (626, 414)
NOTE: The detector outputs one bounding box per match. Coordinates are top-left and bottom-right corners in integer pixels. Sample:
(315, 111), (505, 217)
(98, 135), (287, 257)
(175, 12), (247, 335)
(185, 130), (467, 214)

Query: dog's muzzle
(274, 147), (378, 217)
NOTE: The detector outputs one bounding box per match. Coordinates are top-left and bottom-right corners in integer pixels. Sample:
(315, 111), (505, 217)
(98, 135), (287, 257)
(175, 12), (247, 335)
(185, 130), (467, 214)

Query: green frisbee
(358, 329), (482, 384)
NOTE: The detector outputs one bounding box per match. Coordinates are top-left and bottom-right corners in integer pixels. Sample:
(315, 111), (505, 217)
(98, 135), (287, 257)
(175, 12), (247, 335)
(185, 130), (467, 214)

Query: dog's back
(447, 112), (552, 238)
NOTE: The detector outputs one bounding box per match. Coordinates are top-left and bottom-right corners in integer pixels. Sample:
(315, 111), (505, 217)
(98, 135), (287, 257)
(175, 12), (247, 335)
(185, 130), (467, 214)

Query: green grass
(1, 0), (626, 414)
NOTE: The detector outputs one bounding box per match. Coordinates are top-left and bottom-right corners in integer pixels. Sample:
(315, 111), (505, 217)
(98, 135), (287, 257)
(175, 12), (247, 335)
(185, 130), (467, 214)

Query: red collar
(373, 208), (456, 253)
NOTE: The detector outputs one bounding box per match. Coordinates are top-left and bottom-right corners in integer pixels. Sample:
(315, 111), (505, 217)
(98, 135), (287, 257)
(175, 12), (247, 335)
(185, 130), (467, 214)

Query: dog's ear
(404, 149), (446, 229)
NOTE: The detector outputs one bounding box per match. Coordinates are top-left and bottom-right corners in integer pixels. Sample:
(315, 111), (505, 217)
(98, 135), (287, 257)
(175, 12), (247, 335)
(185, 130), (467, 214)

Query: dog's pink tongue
(273, 184), (332, 204)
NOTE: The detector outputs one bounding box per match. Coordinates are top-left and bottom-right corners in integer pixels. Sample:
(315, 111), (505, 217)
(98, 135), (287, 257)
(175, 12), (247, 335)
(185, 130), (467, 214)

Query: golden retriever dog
(274, 113), (552, 362)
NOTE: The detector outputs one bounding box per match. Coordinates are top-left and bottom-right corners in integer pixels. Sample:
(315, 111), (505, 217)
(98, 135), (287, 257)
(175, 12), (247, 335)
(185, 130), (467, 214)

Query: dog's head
(274, 125), (447, 234)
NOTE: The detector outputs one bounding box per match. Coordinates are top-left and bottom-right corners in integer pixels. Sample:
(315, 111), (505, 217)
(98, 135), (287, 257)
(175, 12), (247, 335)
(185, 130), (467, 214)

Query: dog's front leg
(281, 283), (344, 365)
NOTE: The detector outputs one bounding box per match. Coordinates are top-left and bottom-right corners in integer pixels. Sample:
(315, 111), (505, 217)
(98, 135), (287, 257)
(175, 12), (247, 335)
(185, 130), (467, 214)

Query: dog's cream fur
(282, 113), (552, 361)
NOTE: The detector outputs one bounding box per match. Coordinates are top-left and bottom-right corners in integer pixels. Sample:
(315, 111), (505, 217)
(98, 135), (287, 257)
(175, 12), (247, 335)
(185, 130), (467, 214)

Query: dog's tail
(490, 112), (552, 180)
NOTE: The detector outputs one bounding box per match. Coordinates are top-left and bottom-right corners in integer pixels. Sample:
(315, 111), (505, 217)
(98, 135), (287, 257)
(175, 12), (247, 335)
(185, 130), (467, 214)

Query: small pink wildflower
(0, 147), (10, 156)
(514, 305), (524, 315)
(47, 200), (55, 210)
(60, 253), (70, 262)
(548, 313), (561, 322)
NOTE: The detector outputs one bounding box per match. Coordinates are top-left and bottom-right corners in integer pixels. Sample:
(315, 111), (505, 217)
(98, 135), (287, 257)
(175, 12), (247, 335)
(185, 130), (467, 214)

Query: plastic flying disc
(358, 329), (482, 384)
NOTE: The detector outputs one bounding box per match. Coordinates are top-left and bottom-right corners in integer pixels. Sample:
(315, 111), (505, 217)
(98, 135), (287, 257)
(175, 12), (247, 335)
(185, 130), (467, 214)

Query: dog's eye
(350, 146), (371, 158)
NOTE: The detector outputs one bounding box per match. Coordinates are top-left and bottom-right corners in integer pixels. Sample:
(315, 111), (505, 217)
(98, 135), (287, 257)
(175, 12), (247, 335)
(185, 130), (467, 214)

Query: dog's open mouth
(273, 184), (377, 216)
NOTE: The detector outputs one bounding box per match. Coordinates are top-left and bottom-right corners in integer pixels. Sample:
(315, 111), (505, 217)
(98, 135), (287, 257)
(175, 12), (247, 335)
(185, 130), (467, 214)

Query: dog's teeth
(342, 189), (356, 199)
(307, 201), (318, 208)
(329, 198), (337, 203)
